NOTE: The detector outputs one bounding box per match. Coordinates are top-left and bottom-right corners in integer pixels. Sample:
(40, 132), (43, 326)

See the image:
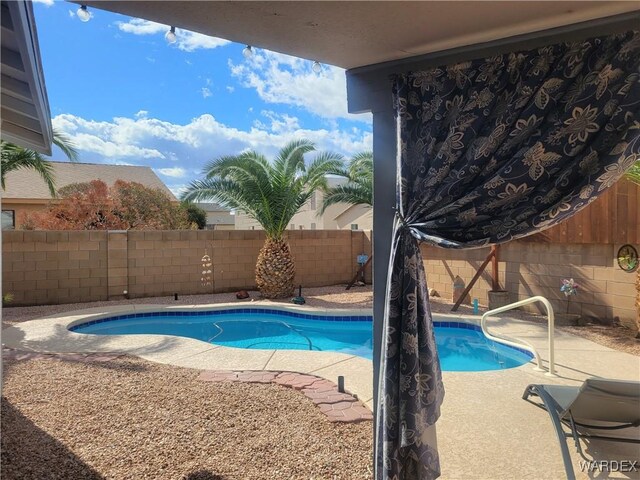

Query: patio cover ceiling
(76, 1), (638, 70)
(1, 0), (52, 154)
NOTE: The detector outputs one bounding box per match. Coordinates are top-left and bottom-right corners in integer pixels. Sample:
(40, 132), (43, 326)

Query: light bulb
(312, 61), (322, 73)
(242, 45), (253, 58)
(165, 26), (177, 44)
(77, 5), (91, 22)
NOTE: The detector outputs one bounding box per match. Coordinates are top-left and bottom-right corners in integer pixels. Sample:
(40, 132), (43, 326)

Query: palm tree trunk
(256, 237), (295, 298)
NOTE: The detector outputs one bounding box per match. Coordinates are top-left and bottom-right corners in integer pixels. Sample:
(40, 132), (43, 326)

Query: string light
(165, 26), (177, 44)
(312, 61), (322, 73)
(242, 45), (254, 58)
(77, 5), (91, 22)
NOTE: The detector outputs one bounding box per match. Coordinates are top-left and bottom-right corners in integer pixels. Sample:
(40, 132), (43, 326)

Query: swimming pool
(70, 308), (533, 371)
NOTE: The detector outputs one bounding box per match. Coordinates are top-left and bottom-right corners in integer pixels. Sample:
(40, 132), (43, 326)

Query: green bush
(183, 203), (207, 229)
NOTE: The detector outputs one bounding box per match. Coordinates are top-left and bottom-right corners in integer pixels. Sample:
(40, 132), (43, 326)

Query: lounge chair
(523, 378), (640, 480)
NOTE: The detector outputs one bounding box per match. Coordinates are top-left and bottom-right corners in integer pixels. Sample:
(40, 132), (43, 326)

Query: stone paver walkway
(199, 370), (373, 423)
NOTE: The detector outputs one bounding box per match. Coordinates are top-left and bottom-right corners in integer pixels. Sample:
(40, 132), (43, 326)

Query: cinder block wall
(422, 241), (638, 330)
(3, 230), (372, 306)
(2, 231), (108, 305)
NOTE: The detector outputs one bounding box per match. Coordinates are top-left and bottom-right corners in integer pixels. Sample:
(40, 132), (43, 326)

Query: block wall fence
(421, 240), (638, 330)
(2, 230), (636, 330)
(2, 230), (373, 306)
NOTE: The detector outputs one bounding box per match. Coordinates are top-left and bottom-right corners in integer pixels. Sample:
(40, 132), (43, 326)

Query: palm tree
(1, 129), (79, 197)
(182, 139), (344, 298)
(624, 161), (640, 338)
(320, 151), (373, 289)
(320, 151), (372, 214)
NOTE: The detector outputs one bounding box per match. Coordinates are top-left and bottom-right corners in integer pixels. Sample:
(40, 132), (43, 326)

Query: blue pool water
(70, 310), (532, 371)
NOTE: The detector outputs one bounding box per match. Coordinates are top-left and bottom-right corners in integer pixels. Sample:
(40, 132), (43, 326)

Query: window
(2, 210), (15, 230)
(290, 223), (295, 229)
(299, 225), (304, 230)
(310, 192), (317, 210)
(311, 223), (316, 230)
(351, 224), (359, 230)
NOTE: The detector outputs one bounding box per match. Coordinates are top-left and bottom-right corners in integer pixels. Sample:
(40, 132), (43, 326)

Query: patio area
(2, 286), (639, 479)
(2, 2), (639, 479)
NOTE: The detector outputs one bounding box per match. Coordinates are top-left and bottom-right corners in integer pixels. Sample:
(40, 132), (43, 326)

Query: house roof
(1, 0), (52, 154)
(333, 203), (372, 222)
(77, 1), (638, 69)
(333, 204), (357, 222)
(1, 161), (176, 200)
(193, 202), (231, 213)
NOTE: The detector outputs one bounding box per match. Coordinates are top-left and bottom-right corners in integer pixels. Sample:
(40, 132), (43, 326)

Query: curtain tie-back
(394, 209), (410, 230)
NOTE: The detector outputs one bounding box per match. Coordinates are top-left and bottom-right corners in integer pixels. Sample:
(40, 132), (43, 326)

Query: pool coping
(0, 302), (531, 409)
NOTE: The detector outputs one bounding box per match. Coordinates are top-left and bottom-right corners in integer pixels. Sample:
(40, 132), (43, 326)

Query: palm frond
(320, 151), (373, 214)
(320, 184), (372, 215)
(273, 139), (315, 178)
(303, 152), (345, 190)
(1, 141), (57, 196)
(52, 128), (79, 162)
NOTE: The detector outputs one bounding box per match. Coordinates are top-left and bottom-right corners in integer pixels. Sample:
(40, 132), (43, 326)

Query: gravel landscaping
(2, 355), (373, 480)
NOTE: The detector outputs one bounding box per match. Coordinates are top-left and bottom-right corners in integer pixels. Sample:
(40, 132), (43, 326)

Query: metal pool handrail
(481, 296), (556, 377)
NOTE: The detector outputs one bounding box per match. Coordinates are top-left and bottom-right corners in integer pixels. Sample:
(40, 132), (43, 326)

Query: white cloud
(259, 111), (300, 134)
(68, 9), (75, 18)
(226, 86), (235, 93)
(33, 0), (55, 6)
(117, 19), (165, 35)
(156, 167), (187, 178)
(135, 110), (149, 119)
(111, 160), (137, 166)
(52, 112), (372, 173)
(169, 184), (189, 198)
(177, 32), (229, 52)
(52, 115), (165, 159)
(72, 133), (165, 159)
(116, 19), (230, 52)
(201, 87), (212, 99)
(229, 50), (371, 123)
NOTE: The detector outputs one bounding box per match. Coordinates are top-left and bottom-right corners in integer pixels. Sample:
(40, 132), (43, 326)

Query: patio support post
(371, 105), (397, 410)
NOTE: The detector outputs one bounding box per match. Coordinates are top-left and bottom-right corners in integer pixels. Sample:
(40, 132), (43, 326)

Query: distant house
(1, 161), (176, 230)
(193, 202), (235, 230)
(234, 178), (372, 231)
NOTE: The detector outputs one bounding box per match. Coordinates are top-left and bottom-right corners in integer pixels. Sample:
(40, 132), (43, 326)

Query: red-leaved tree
(21, 180), (193, 230)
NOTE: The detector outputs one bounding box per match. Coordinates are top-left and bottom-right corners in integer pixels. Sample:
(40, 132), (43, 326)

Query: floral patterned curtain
(378, 31), (640, 479)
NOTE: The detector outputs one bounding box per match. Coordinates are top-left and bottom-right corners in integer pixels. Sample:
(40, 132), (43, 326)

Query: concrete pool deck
(1, 303), (376, 407)
(2, 302), (639, 479)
